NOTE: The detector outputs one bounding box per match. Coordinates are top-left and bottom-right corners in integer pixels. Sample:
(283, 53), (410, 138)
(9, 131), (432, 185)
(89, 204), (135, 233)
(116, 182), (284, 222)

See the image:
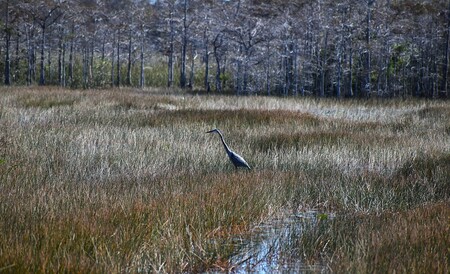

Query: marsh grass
(0, 86), (449, 272)
(292, 202), (449, 273)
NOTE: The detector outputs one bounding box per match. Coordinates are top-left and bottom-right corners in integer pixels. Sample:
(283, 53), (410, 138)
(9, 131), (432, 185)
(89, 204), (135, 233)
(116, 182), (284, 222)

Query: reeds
(0, 86), (449, 272)
(293, 202), (449, 273)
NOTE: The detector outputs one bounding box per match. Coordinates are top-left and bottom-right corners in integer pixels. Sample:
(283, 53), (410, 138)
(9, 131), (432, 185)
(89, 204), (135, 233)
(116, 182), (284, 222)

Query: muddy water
(227, 211), (333, 273)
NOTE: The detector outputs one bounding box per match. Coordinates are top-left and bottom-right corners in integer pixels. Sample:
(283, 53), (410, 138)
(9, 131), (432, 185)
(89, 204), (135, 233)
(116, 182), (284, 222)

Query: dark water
(226, 211), (333, 273)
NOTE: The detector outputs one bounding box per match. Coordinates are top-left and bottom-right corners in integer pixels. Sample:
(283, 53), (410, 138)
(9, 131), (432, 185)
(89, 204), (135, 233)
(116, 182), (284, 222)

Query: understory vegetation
(0, 86), (449, 273)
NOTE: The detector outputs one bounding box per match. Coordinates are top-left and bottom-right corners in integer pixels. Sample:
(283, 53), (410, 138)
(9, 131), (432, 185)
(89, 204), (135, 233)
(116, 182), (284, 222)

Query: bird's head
(206, 128), (220, 134)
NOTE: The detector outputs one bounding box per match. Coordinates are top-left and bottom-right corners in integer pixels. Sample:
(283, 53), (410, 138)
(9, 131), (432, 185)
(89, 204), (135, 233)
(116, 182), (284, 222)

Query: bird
(206, 128), (251, 170)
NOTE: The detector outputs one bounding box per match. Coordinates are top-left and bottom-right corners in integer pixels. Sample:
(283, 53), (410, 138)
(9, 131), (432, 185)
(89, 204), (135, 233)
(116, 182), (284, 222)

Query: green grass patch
(256, 131), (348, 151)
(157, 109), (320, 127)
(18, 94), (78, 109)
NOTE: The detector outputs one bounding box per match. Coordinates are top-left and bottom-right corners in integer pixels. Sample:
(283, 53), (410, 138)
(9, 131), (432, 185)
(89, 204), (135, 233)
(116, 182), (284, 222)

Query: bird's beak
(206, 130), (214, 133)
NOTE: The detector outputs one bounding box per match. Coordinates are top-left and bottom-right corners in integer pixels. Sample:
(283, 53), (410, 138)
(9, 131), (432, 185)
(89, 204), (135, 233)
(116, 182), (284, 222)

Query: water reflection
(227, 211), (333, 273)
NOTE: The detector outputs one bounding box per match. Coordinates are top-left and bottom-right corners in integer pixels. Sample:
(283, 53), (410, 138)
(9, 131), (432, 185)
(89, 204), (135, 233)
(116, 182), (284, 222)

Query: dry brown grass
(0, 86), (449, 272)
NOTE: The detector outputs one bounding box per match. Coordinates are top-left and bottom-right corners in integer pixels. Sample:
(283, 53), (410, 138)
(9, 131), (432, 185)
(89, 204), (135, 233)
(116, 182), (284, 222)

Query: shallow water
(226, 211), (333, 273)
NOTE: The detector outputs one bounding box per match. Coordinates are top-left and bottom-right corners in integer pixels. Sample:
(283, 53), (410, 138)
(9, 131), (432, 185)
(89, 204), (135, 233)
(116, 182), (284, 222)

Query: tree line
(1, 0), (449, 98)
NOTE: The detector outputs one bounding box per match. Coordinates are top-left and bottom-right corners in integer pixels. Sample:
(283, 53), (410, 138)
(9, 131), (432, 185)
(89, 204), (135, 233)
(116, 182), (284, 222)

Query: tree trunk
(222, 55), (227, 91)
(83, 46), (88, 88)
(47, 47), (52, 84)
(101, 37), (105, 61)
(365, 0), (373, 97)
(167, 9), (174, 88)
(4, 29), (11, 86)
(69, 25), (74, 86)
(116, 30), (121, 87)
(111, 34), (115, 87)
(188, 43), (195, 89)
(442, 0), (450, 97)
(283, 41), (289, 96)
(62, 40), (66, 87)
(140, 36), (145, 88)
(26, 27), (32, 85)
(320, 29), (328, 97)
(243, 50), (249, 95)
(39, 25), (46, 85)
(293, 43), (299, 96)
(90, 41), (94, 83)
(236, 47), (242, 95)
(385, 46), (390, 96)
(179, 0), (188, 89)
(14, 31), (20, 83)
(337, 50), (342, 98)
(349, 43), (353, 97)
(58, 27), (63, 86)
(126, 29), (132, 86)
(4, 0), (11, 85)
(265, 41), (271, 96)
(213, 34), (222, 92)
(204, 28), (210, 92)
(214, 52), (221, 92)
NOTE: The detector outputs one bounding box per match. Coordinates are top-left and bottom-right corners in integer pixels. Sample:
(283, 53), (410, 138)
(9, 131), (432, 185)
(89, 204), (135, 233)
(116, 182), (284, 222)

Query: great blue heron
(206, 128), (251, 170)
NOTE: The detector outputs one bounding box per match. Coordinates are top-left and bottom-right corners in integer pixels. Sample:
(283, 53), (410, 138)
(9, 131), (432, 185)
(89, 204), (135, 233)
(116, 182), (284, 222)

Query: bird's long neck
(216, 131), (232, 154)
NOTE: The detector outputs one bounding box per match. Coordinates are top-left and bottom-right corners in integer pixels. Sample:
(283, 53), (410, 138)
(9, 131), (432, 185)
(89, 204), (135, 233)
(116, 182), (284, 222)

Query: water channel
(223, 211), (334, 273)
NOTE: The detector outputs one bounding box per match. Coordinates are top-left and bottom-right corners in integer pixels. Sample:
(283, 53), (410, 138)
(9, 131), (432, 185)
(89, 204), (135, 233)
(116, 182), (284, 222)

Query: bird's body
(206, 128), (251, 170)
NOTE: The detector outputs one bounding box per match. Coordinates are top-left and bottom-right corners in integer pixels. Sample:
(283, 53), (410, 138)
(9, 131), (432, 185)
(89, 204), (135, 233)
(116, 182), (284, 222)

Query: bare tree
(443, 0), (450, 97)
(1, 0), (448, 98)
(3, 0), (12, 85)
(27, 1), (63, 85)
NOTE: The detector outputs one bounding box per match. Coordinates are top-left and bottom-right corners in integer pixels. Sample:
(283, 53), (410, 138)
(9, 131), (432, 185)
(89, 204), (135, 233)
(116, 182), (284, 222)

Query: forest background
(1, 0), (450, 98)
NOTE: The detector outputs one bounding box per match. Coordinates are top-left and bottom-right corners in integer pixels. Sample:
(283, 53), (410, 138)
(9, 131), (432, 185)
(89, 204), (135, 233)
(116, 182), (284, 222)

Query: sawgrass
(0, 86), (449, 272)
(291, 202), (449, 273)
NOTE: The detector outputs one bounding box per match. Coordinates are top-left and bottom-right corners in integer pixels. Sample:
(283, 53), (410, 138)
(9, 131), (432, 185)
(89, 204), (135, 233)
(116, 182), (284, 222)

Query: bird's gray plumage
(206, 128), (251, 170)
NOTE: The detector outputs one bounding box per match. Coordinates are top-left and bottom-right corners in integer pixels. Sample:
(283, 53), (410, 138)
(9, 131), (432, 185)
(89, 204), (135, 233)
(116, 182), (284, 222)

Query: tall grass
(0, 86), (449, 272)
